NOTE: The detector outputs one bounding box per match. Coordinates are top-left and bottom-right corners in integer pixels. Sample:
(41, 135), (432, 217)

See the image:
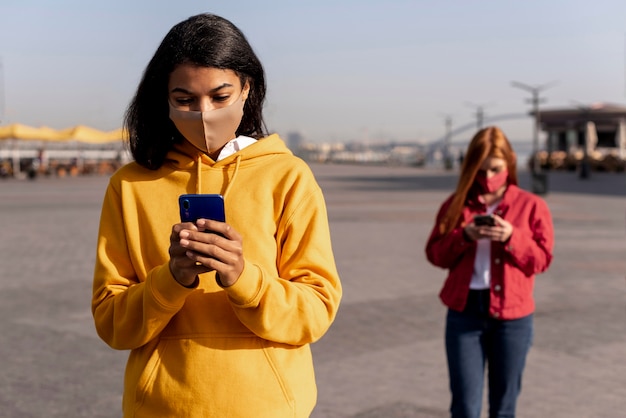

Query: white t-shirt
(469, 202), (498, 290)
(216, 135), (257, 161)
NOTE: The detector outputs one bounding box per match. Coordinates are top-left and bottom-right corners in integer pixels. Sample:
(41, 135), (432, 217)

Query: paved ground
(0, 164), (624, 417)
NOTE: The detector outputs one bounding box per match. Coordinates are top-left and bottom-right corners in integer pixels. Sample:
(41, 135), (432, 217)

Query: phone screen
(474, 215), (495, 227)
(179, 194), (226, 224)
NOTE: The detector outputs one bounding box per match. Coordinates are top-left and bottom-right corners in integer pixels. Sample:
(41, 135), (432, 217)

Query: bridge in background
(428, 112), (529, 147)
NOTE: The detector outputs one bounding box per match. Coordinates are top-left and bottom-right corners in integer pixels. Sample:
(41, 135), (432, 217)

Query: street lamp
(511, 80), (557, 172)
(465, 101), (494, 131)
(511, 81), (557, 194)
(442, 114), (453, 170)
(571, 101), (593, 179)
(0, 57), (5, 124)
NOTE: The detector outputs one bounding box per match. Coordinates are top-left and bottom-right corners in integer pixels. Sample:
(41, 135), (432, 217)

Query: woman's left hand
(178, 219), (244, 287)
(479, 214), (513, 242)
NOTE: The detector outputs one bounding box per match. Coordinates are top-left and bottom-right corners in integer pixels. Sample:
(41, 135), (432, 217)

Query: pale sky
(1, 0), (625, 145)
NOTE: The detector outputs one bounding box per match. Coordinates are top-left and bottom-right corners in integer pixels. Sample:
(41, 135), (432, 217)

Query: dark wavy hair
(124, 14), (268, 169)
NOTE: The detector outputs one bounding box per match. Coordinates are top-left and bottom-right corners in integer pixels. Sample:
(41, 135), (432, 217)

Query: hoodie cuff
(147, 264), (196, 310)
(222, 261), (263, 307)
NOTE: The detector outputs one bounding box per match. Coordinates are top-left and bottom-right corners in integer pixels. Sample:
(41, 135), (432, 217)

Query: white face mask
(169, 95), (245, 154)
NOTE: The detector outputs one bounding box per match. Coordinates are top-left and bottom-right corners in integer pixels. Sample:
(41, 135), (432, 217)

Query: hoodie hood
(163, 133), (292, 197)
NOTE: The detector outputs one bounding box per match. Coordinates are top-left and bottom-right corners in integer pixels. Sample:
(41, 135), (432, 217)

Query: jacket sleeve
(91, 183), (194, 350)
(425, 198), (475, 269)
(221, 187), (342, 346)
(503, 197), (554, 276)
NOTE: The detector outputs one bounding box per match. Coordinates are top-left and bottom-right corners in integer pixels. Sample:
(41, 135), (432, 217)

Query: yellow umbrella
(0, 123), (65, 141)
(102, 127), (127, 142)
(0, 123), (125, 143)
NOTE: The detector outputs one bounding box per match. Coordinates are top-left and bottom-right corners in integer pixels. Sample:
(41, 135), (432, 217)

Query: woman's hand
(169, 219), (244, 288)
(169, 222), (211, 287)
(464, 214), (513, 242)
(488, 215), (513, 242)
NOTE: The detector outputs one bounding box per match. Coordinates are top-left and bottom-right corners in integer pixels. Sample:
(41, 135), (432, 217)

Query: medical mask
(475, 169), (508, 194)
(169, 95), (245, 154)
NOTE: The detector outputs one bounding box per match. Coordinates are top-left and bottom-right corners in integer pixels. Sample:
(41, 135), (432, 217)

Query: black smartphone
(179, 194), (226, 225)
(474, 214), (496, 227)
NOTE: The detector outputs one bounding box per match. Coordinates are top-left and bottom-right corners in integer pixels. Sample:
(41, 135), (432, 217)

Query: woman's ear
(242, 81), (251, 101)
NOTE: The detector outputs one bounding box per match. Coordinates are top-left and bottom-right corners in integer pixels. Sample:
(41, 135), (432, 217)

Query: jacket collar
(466, 183), (521, 216)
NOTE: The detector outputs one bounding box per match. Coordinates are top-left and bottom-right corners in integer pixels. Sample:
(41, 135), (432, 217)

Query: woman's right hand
(463, 222), (483, 241)
(464, 215), (513, 242)
(169, 220), (245, 288)
(169, 222), (212, 287)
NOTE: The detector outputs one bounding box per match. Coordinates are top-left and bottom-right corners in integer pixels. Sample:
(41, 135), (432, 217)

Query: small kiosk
(537, 103), (626, 173)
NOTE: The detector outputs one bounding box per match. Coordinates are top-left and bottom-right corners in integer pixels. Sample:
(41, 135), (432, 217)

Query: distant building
(537, 103), (626, 171)
(286, 131), (305, 151)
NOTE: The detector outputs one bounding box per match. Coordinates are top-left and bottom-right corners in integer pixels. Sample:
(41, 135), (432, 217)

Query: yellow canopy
(0, 123), (126, 143)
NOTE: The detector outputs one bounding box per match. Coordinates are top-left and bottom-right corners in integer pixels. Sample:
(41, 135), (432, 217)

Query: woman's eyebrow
(170, 87), (191, 94)
(170, 83), (234, 94)
(209, 83), (233, 93)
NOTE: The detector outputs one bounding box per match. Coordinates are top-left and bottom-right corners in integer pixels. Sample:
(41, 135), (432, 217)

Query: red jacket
(425, 184), (554, 320)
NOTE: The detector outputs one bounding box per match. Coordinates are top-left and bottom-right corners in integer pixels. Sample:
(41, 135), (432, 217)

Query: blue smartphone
(179, 194), (226, 224)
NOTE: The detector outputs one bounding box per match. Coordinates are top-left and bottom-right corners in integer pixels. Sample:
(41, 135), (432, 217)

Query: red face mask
(475, 169), (508, 194)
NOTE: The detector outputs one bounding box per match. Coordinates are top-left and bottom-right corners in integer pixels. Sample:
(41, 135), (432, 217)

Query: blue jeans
(445, 290), (533, 418)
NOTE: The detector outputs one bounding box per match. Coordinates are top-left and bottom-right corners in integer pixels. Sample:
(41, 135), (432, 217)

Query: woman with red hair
(425, 126), (554, 418)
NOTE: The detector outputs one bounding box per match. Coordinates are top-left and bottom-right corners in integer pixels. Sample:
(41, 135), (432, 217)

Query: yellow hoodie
(92, 134), (342, 417)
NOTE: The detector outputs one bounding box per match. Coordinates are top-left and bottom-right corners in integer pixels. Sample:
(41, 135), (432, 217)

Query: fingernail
(180, 231), (189, 239)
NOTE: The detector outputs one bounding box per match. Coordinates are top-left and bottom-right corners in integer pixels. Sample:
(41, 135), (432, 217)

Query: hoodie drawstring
(194, 154), (241, 198)
(196, 156), (202, 194)
(223, 155), (241, 199)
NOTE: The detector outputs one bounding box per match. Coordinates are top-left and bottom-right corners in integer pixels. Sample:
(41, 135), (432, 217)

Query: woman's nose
(195, 97), (214, 112)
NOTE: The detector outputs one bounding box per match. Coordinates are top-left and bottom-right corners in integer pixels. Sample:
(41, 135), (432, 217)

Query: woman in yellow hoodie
(91, 13), (342, 418)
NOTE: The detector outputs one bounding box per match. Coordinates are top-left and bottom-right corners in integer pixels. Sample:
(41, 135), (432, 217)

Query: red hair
(440, 126), (518, 234)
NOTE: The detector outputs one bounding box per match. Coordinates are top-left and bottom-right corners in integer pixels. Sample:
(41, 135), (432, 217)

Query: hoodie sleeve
(221, 185), (342, 346)
(91, 182), (195, 350)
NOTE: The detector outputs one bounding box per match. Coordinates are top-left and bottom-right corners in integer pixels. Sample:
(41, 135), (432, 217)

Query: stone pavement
(0, 165), (624, 417)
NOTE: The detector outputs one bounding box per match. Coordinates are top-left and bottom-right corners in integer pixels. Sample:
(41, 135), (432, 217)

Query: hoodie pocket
(131, 335), (308, 417)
